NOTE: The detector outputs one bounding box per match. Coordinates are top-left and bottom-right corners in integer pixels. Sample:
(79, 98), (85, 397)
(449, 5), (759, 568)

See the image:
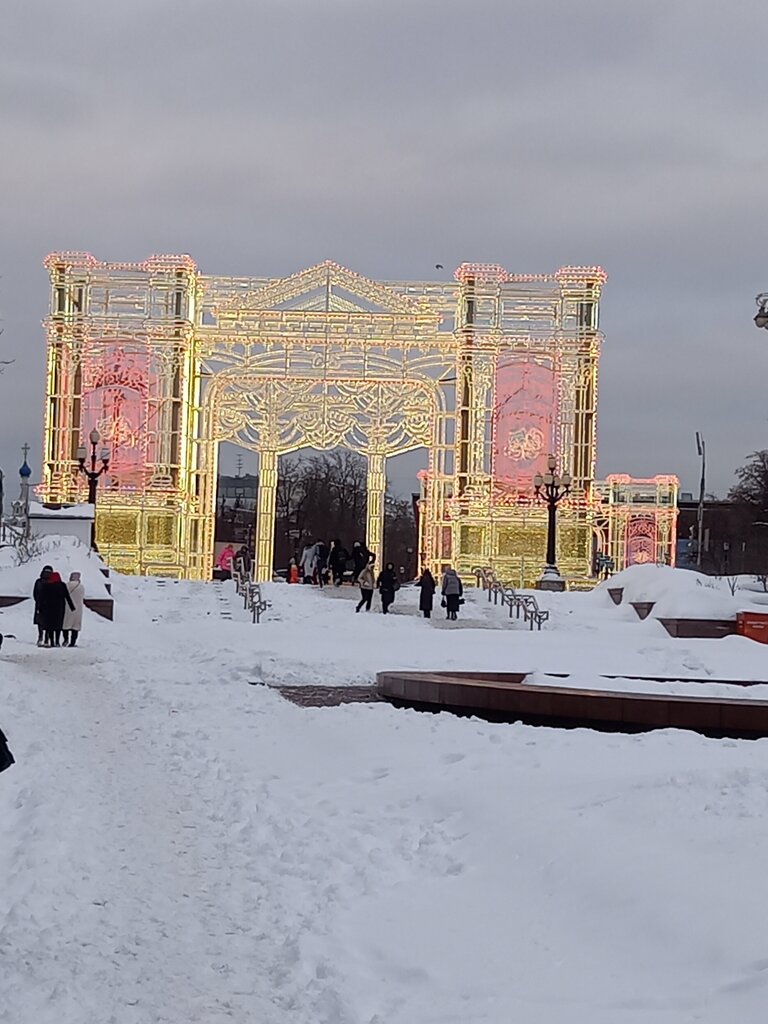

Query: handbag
(441, 598), (446, 608)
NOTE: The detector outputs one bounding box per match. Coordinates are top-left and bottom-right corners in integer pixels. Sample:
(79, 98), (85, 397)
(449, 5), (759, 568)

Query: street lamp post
(695, 431), (706, 570)
(533, 454), (571, 592)
(77, 428), (110, 549)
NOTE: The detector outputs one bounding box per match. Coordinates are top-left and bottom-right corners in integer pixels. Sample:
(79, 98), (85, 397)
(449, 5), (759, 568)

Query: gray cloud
(2, 0), (768, 500)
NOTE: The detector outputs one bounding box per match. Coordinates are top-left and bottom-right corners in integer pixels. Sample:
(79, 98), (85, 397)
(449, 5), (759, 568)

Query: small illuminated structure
(594, 476), (679, 571)
(41, 253), (677, 582)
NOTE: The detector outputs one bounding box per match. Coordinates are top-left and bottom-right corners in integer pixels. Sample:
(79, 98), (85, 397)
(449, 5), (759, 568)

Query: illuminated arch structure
(41, 254), (677, 582)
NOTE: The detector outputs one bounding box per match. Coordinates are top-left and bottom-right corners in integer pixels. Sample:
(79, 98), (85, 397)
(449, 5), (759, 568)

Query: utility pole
(696, 432), (706, 569)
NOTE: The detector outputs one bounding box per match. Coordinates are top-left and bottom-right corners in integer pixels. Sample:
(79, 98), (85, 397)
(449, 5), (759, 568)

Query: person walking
(328, 539), (348, 586)
(355, 555), (376, 613)
(235, 545), (252, 577)
(39, 571), (75, 647)
(416, 566), (436, 618)
(33, 565), (53, 646)
(288, 557), (300, 584)
(314, 539), (329, 588)
(299, 542), (316, 584)
(441, 566), (463, 621)
(377, 561), (399, 615)
(62, 571), (85, 647)
(351, 541), (370, 581)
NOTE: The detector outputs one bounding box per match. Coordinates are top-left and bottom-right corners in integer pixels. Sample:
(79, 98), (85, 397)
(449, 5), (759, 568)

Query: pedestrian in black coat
(416, 567), (436, 618)
(328, 539), (349, 586)
(33, 565), (54, 646)
(38, 571), (75, 647)
(351, 541), (370, 581)
(314, 539), (329, 588)
(377, 562), (399, 615)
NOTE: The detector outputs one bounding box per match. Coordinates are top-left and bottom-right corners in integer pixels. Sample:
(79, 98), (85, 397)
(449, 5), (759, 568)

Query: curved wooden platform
(376, 671), (768, 739)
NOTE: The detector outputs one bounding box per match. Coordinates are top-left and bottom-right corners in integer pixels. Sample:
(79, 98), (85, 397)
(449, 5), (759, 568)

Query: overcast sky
(2, 0), (768, 501)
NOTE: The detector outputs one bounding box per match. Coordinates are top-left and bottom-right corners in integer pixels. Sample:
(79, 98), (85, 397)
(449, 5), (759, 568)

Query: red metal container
(737, 611), (768, 643)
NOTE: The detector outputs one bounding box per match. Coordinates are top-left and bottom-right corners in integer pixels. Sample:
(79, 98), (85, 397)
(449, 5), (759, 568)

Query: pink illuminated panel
(81, 344), (155, 488)
(492, 355), (558, 489)
(625, 517), (657, 566)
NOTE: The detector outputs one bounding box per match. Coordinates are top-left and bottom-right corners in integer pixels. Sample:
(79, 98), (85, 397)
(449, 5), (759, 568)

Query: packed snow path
(3, 574), (768, 1022)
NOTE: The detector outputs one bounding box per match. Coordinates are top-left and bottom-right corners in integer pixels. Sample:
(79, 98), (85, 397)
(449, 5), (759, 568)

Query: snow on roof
(28, 501), (95, 520)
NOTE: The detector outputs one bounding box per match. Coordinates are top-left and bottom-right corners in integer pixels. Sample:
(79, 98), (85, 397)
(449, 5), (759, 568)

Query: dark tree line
(274, 450), (417, 578)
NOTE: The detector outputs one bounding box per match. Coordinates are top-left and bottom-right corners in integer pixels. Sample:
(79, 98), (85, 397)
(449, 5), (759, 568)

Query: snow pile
(0, 535), (111, 598)
(594, 564), (753, 620)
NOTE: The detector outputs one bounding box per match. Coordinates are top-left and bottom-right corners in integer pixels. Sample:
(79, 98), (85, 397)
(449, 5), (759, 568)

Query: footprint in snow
(442, 752), (465, 764)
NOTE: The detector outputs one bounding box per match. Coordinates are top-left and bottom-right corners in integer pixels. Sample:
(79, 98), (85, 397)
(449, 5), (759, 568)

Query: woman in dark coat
(33, 565), (53, 646)
(416, 567), (436, 618)
(38, 571), (75, 648)
(377, 562), (398, 615)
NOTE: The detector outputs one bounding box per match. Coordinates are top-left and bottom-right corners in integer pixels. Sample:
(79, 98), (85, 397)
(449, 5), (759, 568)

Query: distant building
(676, 498), (768, 575)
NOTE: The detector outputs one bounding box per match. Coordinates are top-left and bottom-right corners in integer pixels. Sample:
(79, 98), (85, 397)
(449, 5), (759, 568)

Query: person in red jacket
(216, 544), (236, 578)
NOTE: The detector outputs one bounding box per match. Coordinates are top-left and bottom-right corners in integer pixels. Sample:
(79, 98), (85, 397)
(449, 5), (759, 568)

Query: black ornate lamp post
(533, 454), (571, 591)
(77, 428), (110, 549)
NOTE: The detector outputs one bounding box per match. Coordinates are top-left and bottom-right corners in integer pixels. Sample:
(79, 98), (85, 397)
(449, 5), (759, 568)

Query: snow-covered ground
(3, 554), (768, 1022)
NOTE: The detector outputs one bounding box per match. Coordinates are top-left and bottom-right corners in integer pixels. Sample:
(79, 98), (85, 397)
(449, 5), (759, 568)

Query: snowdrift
(0, 535), (111, 599)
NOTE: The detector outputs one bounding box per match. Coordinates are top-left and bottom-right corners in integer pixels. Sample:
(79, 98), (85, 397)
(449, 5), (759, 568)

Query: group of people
(355, 555), (464, 620)
(215, 544), (252, 579)
(32, 565), (86, 648)
(294, 539), (370, 588)
(415, 566), (464, 621)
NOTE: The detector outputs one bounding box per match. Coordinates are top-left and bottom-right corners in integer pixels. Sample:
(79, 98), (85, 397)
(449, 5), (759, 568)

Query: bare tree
(270, 449), (416, 571)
